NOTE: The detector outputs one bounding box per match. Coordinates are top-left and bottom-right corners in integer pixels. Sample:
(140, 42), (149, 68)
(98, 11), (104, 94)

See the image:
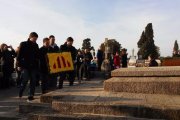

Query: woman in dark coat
(0, 44), (16, 88)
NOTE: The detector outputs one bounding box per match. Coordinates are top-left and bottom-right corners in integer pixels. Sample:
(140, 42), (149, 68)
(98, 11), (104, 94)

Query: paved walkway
(1, 75), (180, 119)
(0, 80), (84, 119)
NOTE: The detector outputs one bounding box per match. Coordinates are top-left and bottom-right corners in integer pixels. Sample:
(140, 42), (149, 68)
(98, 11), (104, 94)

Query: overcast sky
(0, 0), (180, 57)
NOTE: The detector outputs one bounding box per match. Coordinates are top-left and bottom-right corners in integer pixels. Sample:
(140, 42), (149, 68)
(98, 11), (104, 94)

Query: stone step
(104, 77), (180, 95)
(28, 113), (164, 120)
(0, 117), (20, 120)
(111, 67), (180, 77)
(19, 103), (52, 114)
(51, 101), (180, 120)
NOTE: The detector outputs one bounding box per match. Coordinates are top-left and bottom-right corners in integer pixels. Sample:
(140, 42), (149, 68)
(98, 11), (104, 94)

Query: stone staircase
(18, 67), (180, 120)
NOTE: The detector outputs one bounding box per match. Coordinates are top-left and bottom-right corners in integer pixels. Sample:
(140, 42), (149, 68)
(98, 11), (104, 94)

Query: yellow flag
(47, 52), (74, 74)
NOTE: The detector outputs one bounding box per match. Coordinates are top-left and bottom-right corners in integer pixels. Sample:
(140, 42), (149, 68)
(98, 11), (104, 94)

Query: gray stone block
(111, 67), (180, 77)
(51, 101), (180, 120)
(104, 77), (180, 95)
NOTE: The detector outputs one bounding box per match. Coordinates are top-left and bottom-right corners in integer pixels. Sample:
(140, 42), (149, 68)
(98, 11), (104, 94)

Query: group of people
(0, 32), (131, 102)
(0, 32), (96, 102)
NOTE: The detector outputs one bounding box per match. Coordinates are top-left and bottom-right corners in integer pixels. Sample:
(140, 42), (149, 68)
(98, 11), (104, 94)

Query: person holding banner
(17, 32), (40, 102)
(39, 38), (53, 94)
(59, 37), (77, 89)
(49, 35), (60, 89)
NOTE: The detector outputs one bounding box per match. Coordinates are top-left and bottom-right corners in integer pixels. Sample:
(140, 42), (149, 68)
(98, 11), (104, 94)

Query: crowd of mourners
(0, 32), (130, 102)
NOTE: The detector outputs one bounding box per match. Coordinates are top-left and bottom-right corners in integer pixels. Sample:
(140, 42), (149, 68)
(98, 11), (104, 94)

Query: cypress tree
(137, 23), (160, 59)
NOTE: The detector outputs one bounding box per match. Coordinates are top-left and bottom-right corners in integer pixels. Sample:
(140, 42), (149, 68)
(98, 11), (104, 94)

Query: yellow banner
(47, 52), (74, 74)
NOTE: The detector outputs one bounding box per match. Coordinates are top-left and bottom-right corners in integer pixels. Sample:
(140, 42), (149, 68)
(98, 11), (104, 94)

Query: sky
(0, 0), (180, 57)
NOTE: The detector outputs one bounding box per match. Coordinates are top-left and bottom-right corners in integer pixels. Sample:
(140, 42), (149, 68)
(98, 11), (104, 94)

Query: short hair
(67, 37), (74, 42)
(29, 32), (38, 38)
(43, 38), (49, 43)
(0, 43), (7, 51)
(49, 35), (55, 39)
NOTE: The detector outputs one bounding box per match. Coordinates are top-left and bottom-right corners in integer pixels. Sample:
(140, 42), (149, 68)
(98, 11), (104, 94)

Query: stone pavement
(0, 85), (42, 120)
(0, 79), (100, 120)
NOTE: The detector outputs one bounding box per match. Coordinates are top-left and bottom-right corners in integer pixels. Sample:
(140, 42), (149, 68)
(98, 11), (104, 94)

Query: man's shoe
(27, 96), (34, 102)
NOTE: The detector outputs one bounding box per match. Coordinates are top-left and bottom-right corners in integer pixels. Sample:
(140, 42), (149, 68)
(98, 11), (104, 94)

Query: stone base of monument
(104, 77), (180, 94)
(18, 67), (180, 120)
(104, 67), (180, 95)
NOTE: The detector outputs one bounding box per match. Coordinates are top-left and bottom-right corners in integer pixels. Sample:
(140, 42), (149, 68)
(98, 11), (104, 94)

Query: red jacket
(114, 55), (121, 68)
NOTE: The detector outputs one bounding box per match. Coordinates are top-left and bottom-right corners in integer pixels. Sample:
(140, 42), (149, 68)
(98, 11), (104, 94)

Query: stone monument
(101, 38), (113, 78)
(128, 49), (137, 67)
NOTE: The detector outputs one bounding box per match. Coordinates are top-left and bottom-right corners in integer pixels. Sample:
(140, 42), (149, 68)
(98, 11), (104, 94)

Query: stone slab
(28, 113), (163, 120)
(111, 67), (180, 77)
(52, 101), (179, 120)
(19, 103), (51, 114)
(104, 77), (180, 95)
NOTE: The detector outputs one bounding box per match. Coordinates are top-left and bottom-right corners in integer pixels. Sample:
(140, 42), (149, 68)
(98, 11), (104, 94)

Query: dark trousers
(49, 74), (58, 89)
(84, 64), (90, 79)
(97, 60), (103, 71)
(16, 70), (22, 87)
(19, 69), (38, 97)
(41, 73), (50, 93)
(122, 62), (127, 68)
(0, 74), (2, 89)
(2, 65), (12, 88)
(76, 64), (83, 80)
(59, 71), (75, 88)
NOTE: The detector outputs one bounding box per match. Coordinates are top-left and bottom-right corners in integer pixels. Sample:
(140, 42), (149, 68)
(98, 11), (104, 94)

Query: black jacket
(1, 49), (16, 72)
(121, 54), (128, 67)
(84, 52), (93, 65)
(1, 49), (16, 65)
(59, 43), (77, 61)
(51, 44), (59, 53)
(17, 40), (40, 70)
(76, 54), (84, 65)
(39, 46), (53, 74)
(97, 50), (104, 61)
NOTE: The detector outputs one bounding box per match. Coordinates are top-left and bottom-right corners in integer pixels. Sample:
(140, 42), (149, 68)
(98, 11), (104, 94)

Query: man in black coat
(17, 32), (40, 102)
(39, 38), (53, 94)
(49, 35), (59, 89)
(59, 37), (77, 89)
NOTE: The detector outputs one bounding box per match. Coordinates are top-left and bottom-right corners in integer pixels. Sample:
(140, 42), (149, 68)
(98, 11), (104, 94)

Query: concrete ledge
(52, 101), (180, 120)
(104, 77), (180, 95)
(111, 67), (180, 77)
